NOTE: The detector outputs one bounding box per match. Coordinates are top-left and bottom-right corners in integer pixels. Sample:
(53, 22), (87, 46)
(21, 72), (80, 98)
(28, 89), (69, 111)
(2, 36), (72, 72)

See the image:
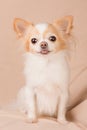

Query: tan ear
(53, 15), (73, 34)
(13, 18), (33, 37)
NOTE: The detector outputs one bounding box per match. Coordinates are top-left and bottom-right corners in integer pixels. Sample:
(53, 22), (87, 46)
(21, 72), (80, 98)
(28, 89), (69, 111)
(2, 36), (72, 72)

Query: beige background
(0, 0), (87, 129)
(0, 0), (87, 108)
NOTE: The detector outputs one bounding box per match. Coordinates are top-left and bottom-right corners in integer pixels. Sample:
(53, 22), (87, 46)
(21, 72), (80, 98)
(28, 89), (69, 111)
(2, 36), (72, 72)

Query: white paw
(57, 118), (69, 125)
(26, 117), (38, 123)
(26, 113), (38, 123)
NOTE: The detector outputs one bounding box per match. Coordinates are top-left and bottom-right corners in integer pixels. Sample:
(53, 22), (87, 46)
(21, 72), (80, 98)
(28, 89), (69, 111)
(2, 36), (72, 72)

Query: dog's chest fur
(24, 51), (69, 88)
(18, 51), (70, 116)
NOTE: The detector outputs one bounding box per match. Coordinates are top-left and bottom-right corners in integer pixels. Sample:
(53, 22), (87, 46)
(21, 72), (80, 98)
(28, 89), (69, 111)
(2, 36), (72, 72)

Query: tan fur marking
(25, 27), (39, 52)
(53, 15), (73, 34)
(13, 18), (33, 38)
(25, 40), (30, 51)
(43, 24), (66, 51)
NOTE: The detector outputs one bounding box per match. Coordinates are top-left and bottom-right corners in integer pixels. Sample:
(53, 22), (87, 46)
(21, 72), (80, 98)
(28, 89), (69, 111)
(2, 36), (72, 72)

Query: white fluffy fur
(17, 50), (70, 123)
(35, 23), (48, 34)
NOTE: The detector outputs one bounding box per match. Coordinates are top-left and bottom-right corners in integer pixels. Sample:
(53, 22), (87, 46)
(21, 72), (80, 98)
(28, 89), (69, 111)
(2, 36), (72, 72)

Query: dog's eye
(31, 38), (38, 44)
(49, 36), (56, 42)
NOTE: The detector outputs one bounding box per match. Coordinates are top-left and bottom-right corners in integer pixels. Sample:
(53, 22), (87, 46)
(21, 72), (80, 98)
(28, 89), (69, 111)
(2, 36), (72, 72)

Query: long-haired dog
(13, 15), (73, 124)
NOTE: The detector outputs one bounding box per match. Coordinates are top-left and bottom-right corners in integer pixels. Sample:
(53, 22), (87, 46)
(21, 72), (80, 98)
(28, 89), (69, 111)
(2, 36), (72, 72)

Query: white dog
(13, 15), (73, 124)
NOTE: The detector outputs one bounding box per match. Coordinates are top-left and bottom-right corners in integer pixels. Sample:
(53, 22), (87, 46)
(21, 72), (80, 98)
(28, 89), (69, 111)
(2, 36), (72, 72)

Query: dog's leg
(23, 87), (37, 123)
(57, 88), (69, 124)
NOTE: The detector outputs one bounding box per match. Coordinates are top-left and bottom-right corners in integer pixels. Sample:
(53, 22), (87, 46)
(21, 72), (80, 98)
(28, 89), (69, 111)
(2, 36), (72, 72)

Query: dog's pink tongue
(41, 50), (48, 54)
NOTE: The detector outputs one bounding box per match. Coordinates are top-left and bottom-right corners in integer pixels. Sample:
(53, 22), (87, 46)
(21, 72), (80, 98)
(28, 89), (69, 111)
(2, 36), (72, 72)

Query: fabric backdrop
(0, 0), (87, 130)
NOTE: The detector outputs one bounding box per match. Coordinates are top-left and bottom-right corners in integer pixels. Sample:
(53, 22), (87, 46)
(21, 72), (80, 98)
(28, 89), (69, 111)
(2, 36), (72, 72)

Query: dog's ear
(13, 18), (33, 38)
(53, 15), (73, 34)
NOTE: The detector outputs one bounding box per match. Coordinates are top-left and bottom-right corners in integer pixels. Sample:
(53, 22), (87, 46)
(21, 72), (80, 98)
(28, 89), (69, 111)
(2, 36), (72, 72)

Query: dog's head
(13, 16), (73, 55)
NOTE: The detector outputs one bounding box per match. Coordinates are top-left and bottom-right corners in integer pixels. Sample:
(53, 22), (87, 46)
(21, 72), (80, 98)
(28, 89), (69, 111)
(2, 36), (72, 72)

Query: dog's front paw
(26, 113), (38, 123)
(26, 117), (38, 123)
(57, 118), (69, 125)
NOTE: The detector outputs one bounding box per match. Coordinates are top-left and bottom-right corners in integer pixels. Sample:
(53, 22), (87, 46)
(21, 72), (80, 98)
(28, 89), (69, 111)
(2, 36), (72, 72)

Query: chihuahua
(13, 16), (73, 124)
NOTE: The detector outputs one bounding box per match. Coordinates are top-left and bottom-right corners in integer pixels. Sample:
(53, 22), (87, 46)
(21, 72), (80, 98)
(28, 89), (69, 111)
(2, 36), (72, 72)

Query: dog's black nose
(40, 42), (48, 49)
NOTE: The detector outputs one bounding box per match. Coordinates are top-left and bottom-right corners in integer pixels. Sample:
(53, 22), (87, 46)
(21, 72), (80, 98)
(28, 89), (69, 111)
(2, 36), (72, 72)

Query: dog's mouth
(38, 49), (51, 55)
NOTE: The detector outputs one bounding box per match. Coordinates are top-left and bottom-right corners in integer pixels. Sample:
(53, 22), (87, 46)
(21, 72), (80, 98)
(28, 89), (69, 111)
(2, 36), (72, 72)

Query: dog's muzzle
(40, 41), (49, 54)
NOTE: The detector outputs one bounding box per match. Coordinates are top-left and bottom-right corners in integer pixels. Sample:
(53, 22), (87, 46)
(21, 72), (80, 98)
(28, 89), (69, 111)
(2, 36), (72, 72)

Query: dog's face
(13, 16), (73, 55)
